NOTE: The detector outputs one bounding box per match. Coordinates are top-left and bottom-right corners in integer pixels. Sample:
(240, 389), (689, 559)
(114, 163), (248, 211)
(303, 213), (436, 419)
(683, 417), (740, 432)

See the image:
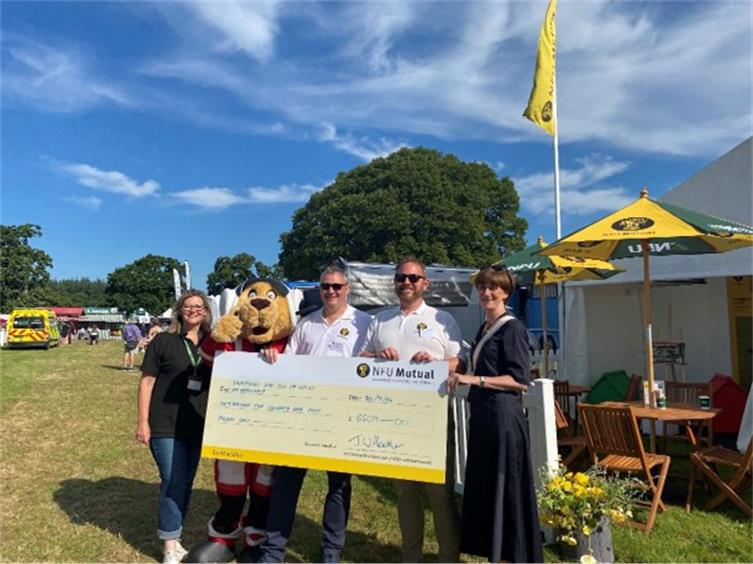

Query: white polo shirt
(288, 304), (371, 357)
(365, 301), (462, 361)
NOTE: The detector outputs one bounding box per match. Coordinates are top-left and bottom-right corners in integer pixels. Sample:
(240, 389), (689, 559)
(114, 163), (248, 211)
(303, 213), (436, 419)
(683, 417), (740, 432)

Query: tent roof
(337, 259), (476, 308)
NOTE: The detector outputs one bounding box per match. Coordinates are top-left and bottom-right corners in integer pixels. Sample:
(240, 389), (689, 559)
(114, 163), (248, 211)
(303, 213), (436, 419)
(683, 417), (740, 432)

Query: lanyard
(183, 337), (200, 375)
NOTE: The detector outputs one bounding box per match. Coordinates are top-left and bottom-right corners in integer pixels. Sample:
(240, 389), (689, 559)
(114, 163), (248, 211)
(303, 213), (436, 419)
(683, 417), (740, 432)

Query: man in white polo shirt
(257, 264), (371, 563)
(362, 257), (461, 563)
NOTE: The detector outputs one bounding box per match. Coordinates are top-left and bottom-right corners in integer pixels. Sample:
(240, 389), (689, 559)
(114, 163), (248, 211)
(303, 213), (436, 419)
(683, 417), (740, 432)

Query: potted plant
(538, 466), (639, 563)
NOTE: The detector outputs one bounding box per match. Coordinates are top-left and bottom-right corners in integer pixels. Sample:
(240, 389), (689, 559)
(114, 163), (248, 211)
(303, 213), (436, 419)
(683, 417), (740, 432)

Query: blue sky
(3, 0), (752, 292)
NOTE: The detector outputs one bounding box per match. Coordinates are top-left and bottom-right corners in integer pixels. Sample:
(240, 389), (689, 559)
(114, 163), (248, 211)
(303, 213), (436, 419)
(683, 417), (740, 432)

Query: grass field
(0, 341), (750, 562)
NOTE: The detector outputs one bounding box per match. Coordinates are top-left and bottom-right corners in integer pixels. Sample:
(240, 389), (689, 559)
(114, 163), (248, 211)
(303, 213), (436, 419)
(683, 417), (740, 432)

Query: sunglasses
(394, 273), (426, 284)
(320, 283), (347, 292)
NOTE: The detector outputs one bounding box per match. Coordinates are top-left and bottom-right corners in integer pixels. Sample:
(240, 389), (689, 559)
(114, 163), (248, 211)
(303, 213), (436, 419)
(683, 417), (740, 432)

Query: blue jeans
(150, 437), (202, 540)
(259, 467), (352, 562)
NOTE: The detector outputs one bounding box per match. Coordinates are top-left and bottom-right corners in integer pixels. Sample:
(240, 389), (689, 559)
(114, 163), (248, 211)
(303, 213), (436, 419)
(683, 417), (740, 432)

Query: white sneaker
(162, 541), (188, 564)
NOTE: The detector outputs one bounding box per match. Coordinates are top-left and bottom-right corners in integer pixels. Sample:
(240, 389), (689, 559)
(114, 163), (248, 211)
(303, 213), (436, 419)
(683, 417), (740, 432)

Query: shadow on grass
(53, 477), (216, 561)
(54, 477), (403, 563)
(282, 512), (403, 563)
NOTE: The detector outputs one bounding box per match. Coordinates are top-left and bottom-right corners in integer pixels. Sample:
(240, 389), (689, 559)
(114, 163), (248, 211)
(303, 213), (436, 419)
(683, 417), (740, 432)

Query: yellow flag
(523, 0), (557, 135)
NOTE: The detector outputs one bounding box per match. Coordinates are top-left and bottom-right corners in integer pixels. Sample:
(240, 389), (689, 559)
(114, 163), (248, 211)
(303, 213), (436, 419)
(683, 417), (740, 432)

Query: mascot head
(211, 277), (294, 344)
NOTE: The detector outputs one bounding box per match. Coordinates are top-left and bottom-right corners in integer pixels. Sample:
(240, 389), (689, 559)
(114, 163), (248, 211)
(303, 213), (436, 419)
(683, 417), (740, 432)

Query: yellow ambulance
(6, 309), (61, 349)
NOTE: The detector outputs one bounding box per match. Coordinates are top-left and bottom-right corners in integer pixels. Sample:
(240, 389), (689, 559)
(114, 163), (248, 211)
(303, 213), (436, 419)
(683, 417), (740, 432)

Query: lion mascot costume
(186, 277), (298, 563)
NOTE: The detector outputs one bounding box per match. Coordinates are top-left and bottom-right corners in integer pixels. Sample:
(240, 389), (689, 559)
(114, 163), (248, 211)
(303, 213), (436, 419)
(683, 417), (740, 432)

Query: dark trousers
(258, 467), (352, 562)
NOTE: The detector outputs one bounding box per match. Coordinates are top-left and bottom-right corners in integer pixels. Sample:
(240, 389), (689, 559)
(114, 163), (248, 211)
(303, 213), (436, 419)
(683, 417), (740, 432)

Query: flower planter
(559, 518), (614, 563)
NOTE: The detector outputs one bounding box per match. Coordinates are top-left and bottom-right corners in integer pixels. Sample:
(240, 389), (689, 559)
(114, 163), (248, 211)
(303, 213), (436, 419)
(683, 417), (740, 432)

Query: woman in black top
(136, 290), (213, 564)
(448, 266), (543, 563)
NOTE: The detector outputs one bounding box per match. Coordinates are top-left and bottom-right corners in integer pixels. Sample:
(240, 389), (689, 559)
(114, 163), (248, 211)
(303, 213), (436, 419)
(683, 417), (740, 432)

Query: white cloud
(172, 187), (248, 210)
(172, 182), (326, 210)
(7, 2), (751, 159)
(247, 183), (321, 204)
(60, 163), (159, 197)
(183, 1), (281, 62)
(2, 35), (133, 112)
(514, 154), (633, 216)
(152, 1), (749, 157)
(64, 195), (103, 210)
(318, 124), (408, 161)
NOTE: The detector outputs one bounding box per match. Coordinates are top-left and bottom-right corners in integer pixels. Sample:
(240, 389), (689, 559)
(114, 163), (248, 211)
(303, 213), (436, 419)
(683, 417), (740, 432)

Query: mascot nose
(251, 298), (271, 310)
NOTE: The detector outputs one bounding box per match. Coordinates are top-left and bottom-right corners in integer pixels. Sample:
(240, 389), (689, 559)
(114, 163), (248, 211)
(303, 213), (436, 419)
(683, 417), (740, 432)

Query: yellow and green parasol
(540, 188), (753, 405)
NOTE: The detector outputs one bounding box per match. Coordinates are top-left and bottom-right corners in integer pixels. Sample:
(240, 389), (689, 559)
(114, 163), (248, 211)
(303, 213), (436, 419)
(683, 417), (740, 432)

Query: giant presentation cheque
(202, 352), (448, 484)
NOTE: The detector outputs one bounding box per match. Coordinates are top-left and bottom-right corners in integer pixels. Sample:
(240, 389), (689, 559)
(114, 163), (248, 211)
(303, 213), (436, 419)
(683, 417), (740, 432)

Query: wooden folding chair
(624, 374), (642, 401)
(662, 382), (714, 450)
(555, 400), (588, 469)
(685, 438), (753, 517)
(553, 379), (572, 420)
(578, 403), (671, 533)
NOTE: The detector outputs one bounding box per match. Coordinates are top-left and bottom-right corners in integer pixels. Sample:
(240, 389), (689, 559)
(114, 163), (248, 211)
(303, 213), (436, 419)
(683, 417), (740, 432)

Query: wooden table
(602, 401), (719, 452)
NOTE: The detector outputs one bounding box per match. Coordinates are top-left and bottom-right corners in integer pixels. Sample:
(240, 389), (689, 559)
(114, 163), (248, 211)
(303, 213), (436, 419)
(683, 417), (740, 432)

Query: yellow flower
(560, 535), (577, 546)
(574, 472), (589, 485)
(582, 525), (592, 535)
(580, 554), (597, 564)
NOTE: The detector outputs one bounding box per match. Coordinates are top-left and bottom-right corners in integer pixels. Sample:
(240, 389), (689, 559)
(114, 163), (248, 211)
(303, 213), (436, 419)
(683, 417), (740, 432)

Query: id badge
(187, 376), (202, 391)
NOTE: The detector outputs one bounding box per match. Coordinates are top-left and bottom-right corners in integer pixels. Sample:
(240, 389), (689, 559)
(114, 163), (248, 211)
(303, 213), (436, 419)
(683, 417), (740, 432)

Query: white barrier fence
(452, 378), (558, 540)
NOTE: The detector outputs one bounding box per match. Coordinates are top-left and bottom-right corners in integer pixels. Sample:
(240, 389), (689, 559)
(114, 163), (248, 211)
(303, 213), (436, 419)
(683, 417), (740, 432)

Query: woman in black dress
(448, 266), (543, 563)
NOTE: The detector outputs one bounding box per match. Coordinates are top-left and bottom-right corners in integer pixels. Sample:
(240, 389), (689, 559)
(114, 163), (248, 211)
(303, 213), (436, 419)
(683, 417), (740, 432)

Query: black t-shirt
(141, 332), (211, 440)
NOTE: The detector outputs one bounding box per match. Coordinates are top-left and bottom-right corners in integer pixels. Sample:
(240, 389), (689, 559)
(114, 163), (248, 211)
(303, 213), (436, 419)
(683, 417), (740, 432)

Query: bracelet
(479, 376), (486, 388)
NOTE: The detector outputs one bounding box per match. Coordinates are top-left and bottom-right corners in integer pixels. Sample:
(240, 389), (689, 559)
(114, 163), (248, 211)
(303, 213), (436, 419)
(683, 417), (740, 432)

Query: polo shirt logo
(416, 322), (427, 337)
(339, 327), (350, 338)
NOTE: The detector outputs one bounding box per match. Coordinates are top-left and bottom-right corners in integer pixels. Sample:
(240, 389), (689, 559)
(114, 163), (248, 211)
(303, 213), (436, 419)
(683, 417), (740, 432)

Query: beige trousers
(394, 411), (459, 562)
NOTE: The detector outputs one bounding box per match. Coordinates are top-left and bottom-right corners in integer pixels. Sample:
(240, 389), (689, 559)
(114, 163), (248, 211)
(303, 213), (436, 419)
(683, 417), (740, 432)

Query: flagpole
(552, 50), (566, 379)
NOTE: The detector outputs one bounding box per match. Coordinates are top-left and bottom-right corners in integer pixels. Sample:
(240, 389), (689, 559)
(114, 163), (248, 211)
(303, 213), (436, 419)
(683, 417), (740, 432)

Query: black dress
(459, 318), (543, 563)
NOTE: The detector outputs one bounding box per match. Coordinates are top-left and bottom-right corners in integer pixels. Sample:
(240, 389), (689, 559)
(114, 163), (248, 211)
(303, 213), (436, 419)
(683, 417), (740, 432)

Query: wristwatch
(479, 376), (486, 388)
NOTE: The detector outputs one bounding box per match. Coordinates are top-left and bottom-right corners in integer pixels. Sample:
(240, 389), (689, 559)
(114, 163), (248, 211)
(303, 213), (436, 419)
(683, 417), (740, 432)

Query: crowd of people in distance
(135, 258), (543, 564)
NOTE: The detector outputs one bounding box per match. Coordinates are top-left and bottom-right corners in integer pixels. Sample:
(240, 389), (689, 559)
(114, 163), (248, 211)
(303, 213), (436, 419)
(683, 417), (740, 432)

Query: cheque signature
(347, 433), (404, 450)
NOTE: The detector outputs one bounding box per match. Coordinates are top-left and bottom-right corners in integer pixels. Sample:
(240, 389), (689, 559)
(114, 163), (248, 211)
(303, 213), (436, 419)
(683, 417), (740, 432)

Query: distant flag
(523, 0), (557, 136)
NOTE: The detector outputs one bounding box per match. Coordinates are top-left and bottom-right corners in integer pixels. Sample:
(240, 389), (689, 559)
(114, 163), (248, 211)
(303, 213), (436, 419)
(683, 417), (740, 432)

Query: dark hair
(395, 257), (426, 275)
(474, 265), (517, 296)
(169, 290), (213, 336)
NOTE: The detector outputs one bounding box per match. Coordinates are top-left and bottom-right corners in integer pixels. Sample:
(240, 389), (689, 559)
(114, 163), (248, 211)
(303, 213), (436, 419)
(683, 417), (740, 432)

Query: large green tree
(47, 278), (108, 307)
(279, 147), (528, 279)
(206, 253), (279, 295)
(105, 254), (181, 314)
(0, 224), (53, 311)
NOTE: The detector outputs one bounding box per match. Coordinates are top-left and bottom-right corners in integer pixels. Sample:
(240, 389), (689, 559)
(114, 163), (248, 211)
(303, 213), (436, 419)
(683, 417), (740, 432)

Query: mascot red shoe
(186, 277), (296, 564)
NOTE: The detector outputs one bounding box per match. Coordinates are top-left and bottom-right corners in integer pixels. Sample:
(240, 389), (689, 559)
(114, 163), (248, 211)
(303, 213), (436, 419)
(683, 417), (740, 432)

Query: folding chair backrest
(554, 380), (570, 413)
(625, 374), (642, 401)
(741, 437), (753, 472)
(579, 404), (646, 459)
(665, 381), (710, 404)
(554, 400), (570, 431)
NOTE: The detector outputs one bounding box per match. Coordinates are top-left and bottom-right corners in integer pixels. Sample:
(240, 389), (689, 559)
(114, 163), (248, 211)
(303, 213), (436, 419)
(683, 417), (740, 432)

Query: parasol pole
(642, 239), (654, 405)
(640, 189), (655, 410)
(539, 270), (549, 378)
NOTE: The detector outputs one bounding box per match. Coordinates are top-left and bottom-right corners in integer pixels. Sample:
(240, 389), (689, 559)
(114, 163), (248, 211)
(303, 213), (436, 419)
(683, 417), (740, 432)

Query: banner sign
(202, 353), (449, 483)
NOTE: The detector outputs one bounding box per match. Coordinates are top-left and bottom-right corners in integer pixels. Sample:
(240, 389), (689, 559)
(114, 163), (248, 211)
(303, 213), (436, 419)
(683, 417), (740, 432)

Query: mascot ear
(237, 277), (290, 297)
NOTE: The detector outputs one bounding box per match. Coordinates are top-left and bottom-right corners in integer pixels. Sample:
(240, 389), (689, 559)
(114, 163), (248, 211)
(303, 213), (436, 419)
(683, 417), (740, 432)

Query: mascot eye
(266, 290), (277, 300)
(248, 290), (257, 298)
